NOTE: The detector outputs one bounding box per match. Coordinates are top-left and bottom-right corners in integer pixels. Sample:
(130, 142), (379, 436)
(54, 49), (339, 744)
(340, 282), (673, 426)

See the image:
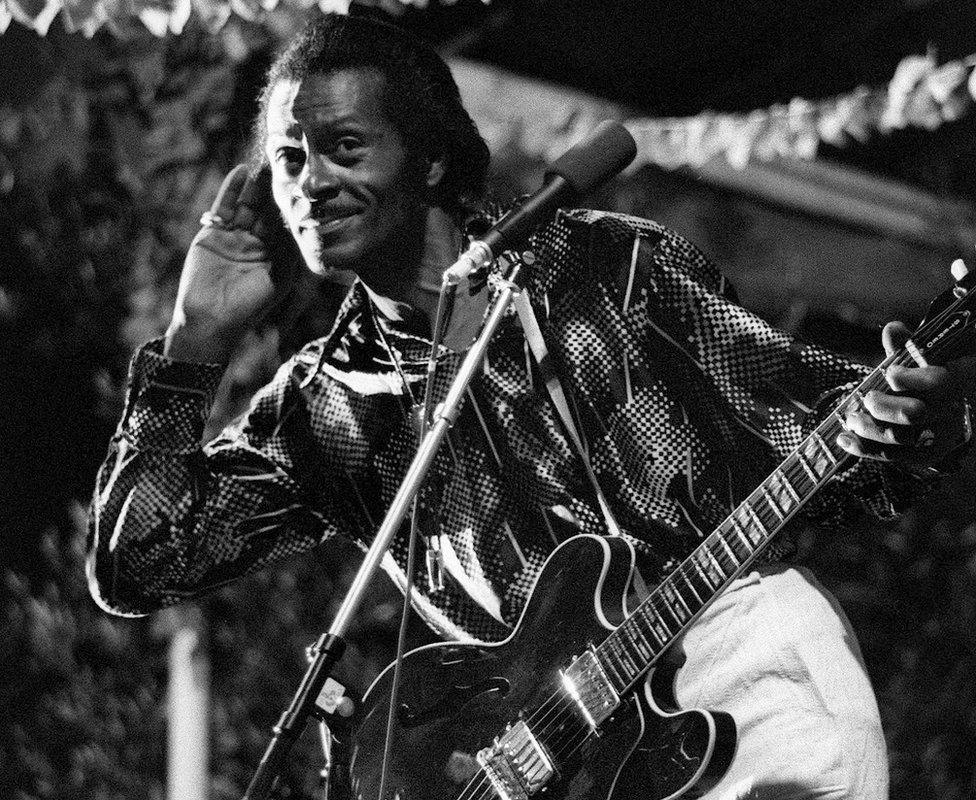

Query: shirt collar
(304, 278), (446, 386)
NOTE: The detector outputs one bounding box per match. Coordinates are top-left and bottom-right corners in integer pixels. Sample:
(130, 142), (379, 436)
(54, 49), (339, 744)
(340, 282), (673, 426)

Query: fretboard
(590, 365), (891, 694)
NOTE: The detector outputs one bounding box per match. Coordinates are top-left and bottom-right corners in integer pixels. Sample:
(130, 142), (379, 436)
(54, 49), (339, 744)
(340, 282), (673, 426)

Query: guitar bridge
(476, 719), (554, 800)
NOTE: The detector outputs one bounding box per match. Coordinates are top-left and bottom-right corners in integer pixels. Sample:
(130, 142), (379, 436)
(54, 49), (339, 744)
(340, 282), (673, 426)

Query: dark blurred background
(2, 1), (976, 798)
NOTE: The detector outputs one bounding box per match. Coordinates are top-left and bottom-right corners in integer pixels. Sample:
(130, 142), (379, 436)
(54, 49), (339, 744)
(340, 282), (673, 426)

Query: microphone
(444, 120), (637, 282)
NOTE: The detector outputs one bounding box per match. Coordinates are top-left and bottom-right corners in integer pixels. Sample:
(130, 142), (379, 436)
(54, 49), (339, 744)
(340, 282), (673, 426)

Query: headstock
(912, 259), (976, 366)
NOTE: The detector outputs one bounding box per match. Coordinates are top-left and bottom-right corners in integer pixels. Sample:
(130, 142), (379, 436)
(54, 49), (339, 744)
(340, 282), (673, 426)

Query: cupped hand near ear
(165, 165), (280, 364)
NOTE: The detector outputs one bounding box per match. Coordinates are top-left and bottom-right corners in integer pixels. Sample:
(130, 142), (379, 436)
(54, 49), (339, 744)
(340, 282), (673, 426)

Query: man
(88, 12), (974, 799)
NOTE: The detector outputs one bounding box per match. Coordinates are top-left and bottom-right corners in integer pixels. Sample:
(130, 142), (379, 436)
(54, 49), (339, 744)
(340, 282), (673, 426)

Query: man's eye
(335, 137), (364, 155)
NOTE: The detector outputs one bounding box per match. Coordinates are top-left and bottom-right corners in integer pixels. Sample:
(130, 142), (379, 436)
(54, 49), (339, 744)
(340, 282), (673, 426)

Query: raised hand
(165, 165), (281, 364)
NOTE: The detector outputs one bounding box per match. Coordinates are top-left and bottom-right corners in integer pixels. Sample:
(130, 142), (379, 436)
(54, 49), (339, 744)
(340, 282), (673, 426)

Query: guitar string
(454, 359), (918, 800)
(456, 361), (919, 800)
(525, 345), (923, 720)
(454, 427), (886, 800)
(503, 395), (880, 746)
(597, 300), (969, 692)
(450, 310), (965, 800)
(476, 412), (852, 769)
(489, 399), (918, 796)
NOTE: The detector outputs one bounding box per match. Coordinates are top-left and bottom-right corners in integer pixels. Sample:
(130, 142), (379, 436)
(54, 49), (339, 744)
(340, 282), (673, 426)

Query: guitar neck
(582, 254), (976, 694)
(592, 362), (894, 694)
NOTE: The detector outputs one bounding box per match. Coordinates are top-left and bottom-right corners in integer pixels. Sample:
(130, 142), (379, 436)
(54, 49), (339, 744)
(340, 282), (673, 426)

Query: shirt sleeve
(86, 339), (349, 617)
(636, 222), (933, 524)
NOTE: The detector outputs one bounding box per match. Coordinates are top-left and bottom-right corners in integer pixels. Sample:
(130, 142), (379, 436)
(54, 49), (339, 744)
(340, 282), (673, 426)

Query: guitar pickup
(476, 719), (554, 800)
(560, 647), (619, 729)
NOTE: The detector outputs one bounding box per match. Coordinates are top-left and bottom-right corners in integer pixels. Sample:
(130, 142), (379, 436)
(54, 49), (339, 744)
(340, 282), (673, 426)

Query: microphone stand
(242, 254), (527, 800)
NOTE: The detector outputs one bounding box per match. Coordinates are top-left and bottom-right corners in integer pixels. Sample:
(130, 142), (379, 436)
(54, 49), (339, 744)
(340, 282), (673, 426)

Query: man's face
(264, 68), (432, 289)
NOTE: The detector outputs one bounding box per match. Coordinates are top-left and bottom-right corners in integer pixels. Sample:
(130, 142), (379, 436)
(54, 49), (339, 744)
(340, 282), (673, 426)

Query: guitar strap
(512, 287), (624, 539)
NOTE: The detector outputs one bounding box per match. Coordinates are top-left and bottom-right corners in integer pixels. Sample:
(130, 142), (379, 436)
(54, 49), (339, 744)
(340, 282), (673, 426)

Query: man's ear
(425, 153), (447, 190)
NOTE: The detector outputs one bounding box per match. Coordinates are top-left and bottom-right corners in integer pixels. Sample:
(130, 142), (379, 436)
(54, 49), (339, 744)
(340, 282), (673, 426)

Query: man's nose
(300, 153), (341, 198)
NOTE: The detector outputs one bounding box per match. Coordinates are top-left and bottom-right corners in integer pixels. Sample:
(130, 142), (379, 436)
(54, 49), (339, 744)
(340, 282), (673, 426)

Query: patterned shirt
(87, 210), (920, 642)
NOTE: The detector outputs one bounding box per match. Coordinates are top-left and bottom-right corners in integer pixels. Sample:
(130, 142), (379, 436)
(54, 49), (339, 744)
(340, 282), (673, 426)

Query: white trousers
(669, 564), (888, 800)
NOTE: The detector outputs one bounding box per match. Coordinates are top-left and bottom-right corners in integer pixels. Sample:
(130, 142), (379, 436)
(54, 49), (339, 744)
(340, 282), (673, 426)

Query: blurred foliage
(797, 460), (976, 800)
(1, 17), (975, 800)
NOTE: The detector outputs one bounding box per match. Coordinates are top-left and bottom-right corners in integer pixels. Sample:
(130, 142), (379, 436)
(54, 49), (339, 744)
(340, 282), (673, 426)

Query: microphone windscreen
(545, 121), (637, 194)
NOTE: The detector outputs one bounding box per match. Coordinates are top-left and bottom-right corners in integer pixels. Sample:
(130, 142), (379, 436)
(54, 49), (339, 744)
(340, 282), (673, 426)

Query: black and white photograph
(2, 2), (976, 798)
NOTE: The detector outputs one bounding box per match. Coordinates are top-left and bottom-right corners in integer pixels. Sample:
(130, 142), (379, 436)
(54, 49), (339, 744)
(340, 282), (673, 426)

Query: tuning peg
(951, 258), (969, 281)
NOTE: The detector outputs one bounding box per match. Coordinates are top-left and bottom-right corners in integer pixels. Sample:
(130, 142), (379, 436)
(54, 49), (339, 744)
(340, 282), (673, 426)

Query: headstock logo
(925, 311), (972, 351)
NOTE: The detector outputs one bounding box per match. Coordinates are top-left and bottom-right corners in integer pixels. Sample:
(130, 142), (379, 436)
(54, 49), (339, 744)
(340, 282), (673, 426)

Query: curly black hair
(252, 13), (490, 219)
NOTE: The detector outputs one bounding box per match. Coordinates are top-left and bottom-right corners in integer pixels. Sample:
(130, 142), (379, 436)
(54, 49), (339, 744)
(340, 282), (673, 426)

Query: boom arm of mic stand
(241, 256), (522, 800)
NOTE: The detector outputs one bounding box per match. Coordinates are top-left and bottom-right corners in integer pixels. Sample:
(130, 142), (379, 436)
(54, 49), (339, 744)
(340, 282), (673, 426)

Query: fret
(742, 502), (767, 542)
(728, 516), (754, 552)
(660, 579), (692, 623)
(623, 620), (654, 661)
(618, 627), (644, 669)
(609, 633), (640, 678)
(761, 487), (785, 521)
(632, 620), (656, 660)
(811, 431), (839, 466)
(600, 640), (628, 687)
(843, 388), (866, 417)
(686, 567), (716, 610)
(632, 612), (664, 650)
(781, 459), (815, 496)
(695, 546), (725, 586)
(678, 567), (706, 606)
(714, 533), (741, 568)
(689, 551), (712, 588)
(796, 450), (820, 484)
(640, 605), (673, 645)
(706, 544), (725, 575)
(607, 653), (630, 692)
(905, 338), (928, 367)
(689, 550), (717, 602)
(801, 438), (829, 476)
(650, 592), (683, 632)
(771, 481), (795, 519)
(775, 467), (802, 505)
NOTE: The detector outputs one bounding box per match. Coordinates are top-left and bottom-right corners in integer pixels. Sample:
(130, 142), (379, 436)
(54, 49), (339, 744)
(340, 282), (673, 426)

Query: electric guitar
(348, 262), (976, 800)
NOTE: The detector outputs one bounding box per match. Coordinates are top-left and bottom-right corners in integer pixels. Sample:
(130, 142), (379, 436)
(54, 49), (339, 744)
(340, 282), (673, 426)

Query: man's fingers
(881, 320), (912, 359)
(884, 364), (950, 395)
(844, 318), (976, 468)
(860, 390), (926, 427)
(844, 406), (914, 445)
(836, 431), (891, 462)
(235, 166), (278, 232)
(209, 164), (251, 223)
(238, 166), (271, 211)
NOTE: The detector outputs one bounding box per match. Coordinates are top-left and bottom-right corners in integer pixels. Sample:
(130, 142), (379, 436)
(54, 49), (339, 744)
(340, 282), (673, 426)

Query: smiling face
(264, 68), (441, 292)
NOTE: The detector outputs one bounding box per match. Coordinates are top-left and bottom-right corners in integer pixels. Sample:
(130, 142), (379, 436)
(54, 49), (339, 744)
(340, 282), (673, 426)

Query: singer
(87, 12), (974, 800)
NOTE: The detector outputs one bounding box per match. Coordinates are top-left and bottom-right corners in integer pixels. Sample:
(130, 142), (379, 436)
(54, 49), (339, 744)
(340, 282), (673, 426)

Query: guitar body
(346, 264), (976, 800)
(349, 535), (736, 800)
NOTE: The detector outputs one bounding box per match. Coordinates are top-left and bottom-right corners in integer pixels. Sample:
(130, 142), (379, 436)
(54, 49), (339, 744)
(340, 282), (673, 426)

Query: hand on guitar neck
(837, 258), (976, 472)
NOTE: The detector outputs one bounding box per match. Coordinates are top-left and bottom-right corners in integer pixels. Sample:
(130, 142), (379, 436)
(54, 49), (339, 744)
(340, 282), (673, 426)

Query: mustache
(291, 199), (361, 224)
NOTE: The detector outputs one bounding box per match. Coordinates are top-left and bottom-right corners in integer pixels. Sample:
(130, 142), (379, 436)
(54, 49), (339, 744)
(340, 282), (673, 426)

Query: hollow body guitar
(349, 264), (976, 800)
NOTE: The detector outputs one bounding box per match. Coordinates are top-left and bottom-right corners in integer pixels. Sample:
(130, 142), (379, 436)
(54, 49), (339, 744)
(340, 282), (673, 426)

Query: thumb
(881, 320), (912, 359)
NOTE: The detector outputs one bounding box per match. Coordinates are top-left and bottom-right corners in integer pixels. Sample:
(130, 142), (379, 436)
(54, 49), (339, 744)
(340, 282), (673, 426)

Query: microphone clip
(443, 239), (493, 285)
